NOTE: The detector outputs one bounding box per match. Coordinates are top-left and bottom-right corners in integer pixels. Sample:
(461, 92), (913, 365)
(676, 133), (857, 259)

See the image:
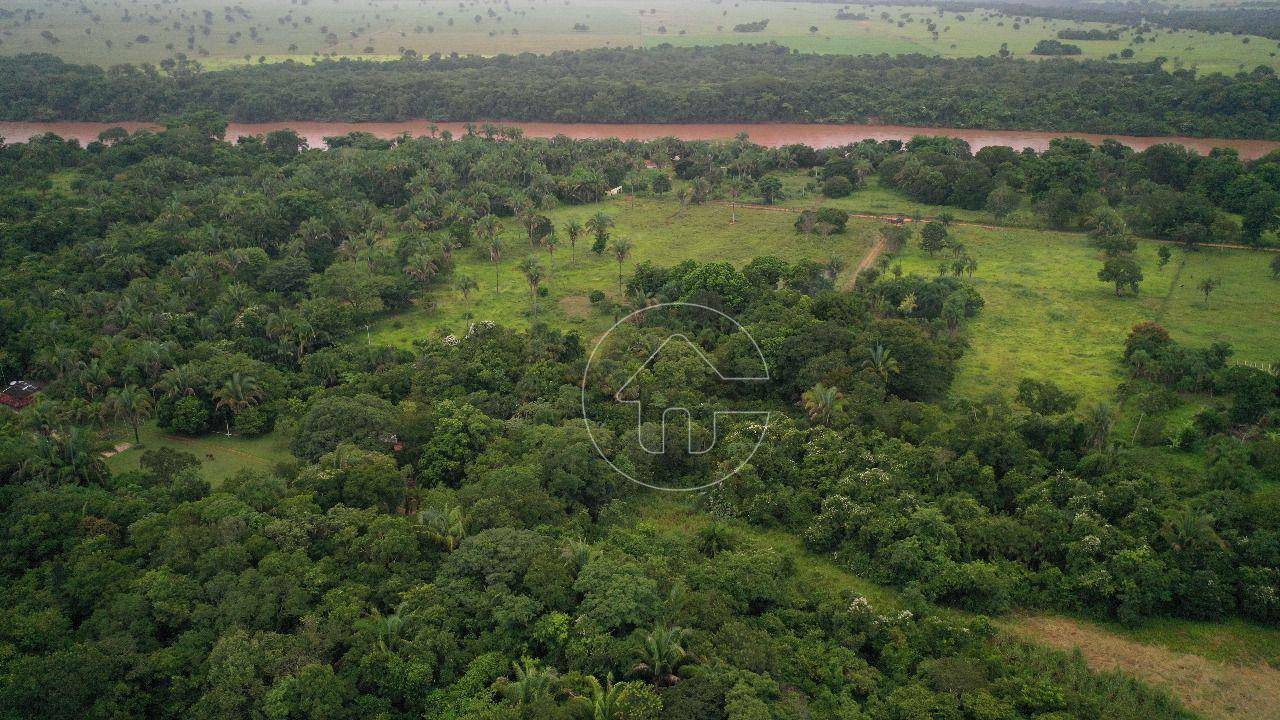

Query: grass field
(368, 195), (875, 345)
(890, 225), (1280, 401)
(103, 421), (293, 485)
(1, 0), (1276, 74)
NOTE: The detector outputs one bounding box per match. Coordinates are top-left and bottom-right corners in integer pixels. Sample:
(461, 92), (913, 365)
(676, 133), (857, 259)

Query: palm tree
(586, 211), (614, 253)
(564, 219), (583, 264)
(157, 365), (204, 399)
(418, 503), (466, 552)
(633, 625), (692, 687)
(864, 344), (901, 383)
(402, 252), (439, 283)
(456, 275), (478, 311)
(1084, 401), (1114, 452)
(518, 209), (548, 248)
(474, 214), (502, 246)
(370, 608), (406, 656)
(560, 538), (600, 572)
(213, 372), (264, 435)
(517, 256), (546, 316)
(611, 239), (633, 296)
(542, 232), (558, 273)
(575, 673), (631, 720)
(1159, 507), (1227, 555)
(800, 383), (844, 426)
(105, 384), (153, 446)
(21, 426), (108, 486)
(496, 658), (560, 705)
(486, 236), (504, 295)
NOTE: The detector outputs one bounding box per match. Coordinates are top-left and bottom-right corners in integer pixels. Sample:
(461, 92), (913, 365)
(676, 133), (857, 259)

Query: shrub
(233, 405), (274, 436)
(822, 175), (854, 198)
(815, 207), (850, 233)
(161, 395), (211, 435)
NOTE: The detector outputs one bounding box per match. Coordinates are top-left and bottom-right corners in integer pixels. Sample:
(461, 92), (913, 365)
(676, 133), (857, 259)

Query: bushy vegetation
(0, 117), (1274, 718)
(869, 134), (1280, 246)
(1031, 39), (1083, 56)
(4, 46), (1280, 137)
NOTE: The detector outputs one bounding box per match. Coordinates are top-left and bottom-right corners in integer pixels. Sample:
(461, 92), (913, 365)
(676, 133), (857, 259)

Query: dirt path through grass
(1155, 255), (1188, 323)
(1006, 615), (1280, 720)
(845, 237), (887, 290)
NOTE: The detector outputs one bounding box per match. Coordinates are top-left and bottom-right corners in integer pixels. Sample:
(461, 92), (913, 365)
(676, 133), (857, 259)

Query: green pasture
(1, 0), (1275, 74)
(890, 224), (1280, 401)
(103, 421), (293, 485)
(367, 195), (875, 345)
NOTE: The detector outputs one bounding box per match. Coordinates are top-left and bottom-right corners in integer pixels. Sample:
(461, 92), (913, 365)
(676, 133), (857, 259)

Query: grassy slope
(1, 0), (1276, 73)
(368, 195), (875, 345)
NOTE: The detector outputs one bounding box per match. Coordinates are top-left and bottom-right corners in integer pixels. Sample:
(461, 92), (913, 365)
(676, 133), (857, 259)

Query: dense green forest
(0, 118), (1277, 717)
(3, 46), (1280, 137)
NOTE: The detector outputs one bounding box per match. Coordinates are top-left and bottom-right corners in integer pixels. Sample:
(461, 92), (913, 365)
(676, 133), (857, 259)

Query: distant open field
(1, 0), (1276, 74)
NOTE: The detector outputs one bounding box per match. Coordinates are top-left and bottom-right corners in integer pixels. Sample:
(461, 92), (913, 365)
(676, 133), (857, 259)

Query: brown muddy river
(3, 120), (1278, 158)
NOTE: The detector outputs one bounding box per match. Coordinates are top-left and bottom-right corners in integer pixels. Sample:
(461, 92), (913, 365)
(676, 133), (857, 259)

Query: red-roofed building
(0, 380), (41, 410)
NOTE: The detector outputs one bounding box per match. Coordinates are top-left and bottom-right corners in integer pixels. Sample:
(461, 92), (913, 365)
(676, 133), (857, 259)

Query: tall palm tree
(633, 625), (692, 687)
(800, 383), (844, 426)
(864, 344), (900, 384)
(21, 426), (108, 486)
(456, 275), (478, 311)
(517, 257), (546, 316)
(564, 219), (583, 264)
(474, 214), (502, 246)
(105, 384), (153, 446)
(518, 209), (549, 249)
(542, 232), (558, 273)
(486, 236), (504, 295)
(611, 239), (633, 296)
(213, 372), (264, 435)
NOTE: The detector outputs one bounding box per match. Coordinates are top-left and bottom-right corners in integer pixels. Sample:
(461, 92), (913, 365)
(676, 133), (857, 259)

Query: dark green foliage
(822, 175), (854, 198)
(1032, 39), (1083, 56)
(3, 48), (1280, 138)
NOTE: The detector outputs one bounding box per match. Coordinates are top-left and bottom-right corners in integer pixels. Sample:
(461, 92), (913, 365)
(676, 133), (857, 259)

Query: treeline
(3, 46), (1280, 138)
(776, 0), (1280, 40)
(1058, 28), (1122, 41)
